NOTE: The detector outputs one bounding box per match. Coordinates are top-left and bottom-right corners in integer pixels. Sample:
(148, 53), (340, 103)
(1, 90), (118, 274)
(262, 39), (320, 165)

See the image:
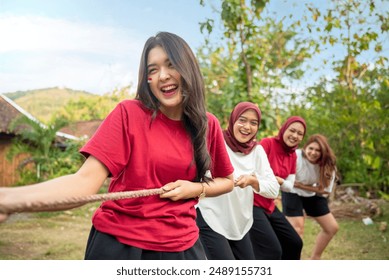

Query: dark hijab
(275, 116), (307, 154)
(223, 102), (261, 155)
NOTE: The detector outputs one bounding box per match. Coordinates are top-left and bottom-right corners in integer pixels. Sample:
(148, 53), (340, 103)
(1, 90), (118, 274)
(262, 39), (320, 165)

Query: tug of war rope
(0, 188), (167, 215)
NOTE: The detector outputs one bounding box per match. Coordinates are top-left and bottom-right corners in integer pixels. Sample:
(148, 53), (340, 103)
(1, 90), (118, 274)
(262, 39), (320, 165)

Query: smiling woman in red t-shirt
(250, 116), (306, 260)
(0, 32), (234, 260)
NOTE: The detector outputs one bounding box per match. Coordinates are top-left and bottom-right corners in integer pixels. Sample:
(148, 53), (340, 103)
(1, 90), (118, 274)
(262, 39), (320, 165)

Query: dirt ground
(0, 207), (94, 260)
(0, 190), (388, 260)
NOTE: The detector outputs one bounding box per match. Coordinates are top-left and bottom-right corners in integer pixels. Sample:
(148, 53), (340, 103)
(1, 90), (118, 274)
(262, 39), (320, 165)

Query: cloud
(0, 15), (141, 54)
(0, 15), (143, 94)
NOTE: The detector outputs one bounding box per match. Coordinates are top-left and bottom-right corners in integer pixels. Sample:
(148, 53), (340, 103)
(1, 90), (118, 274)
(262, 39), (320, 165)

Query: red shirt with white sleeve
(254, 137), (297, 214)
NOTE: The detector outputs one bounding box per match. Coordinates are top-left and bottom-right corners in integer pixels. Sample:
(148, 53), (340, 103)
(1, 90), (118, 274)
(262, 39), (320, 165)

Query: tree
(198, 0), (316, 134)
(291, 0), (389, 192)
(57, 86), (134, 122)
(7, 116), (84, 184)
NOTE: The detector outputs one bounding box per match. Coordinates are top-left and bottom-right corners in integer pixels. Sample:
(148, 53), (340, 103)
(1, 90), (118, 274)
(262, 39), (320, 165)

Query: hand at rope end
(0, 188), (11, 222)
(0, 213), (8, 223)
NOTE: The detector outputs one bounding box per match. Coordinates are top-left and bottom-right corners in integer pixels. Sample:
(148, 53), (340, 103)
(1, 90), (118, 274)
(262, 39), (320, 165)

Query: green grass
(0, 204), (98, 260)
(0, 201), (388, 260)
(301, 202), (389, 260)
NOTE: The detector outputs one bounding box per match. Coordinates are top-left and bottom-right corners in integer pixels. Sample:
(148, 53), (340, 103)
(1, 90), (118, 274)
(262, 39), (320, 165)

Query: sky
(1, 0), (388, 96)
(0, 0), (219, 94)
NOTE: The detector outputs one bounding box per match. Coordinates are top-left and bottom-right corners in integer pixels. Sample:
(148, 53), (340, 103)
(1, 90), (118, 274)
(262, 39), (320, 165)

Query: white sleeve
(280, 174), (295, 192)
(324, 171), (336, 193)
(254, 146), (280, 199)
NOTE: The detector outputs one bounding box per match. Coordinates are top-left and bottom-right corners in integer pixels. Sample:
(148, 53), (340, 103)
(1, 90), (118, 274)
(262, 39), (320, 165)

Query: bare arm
(160, 174), (234, 201)
(294, 181), (329, 195)
(234, 174), (259, 192)
(0, 156), (109, 217)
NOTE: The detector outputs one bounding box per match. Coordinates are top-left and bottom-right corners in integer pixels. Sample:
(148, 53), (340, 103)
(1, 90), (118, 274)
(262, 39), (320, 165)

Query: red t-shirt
(254, 137), (297, 213)
(80, 100), (233, 252)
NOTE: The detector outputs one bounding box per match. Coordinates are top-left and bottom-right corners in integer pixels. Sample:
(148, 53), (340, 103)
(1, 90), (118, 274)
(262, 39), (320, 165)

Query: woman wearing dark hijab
(250, 116), (306, 259)
(196, 102), (279, 259)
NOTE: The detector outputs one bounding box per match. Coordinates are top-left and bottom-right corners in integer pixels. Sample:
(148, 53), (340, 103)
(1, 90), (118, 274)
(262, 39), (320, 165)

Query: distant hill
(4, 87), (94, 123)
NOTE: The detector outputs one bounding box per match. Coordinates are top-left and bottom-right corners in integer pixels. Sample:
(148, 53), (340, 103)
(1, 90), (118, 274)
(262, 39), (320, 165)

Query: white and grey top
(291, 149), (335, 197)
(197, 143), (279, 240)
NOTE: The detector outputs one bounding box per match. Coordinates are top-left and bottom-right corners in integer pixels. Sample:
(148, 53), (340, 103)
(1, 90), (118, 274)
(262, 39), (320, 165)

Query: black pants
(196, 208), (255, 260)
(84, 226), (206, 260)
(249, 206), (303, 260)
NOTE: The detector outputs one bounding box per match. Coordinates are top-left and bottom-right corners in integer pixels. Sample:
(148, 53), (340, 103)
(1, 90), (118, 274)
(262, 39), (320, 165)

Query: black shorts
(282, 192), (330, 217)
(196, 208), (255, 260)
(84, 226), (206, 260)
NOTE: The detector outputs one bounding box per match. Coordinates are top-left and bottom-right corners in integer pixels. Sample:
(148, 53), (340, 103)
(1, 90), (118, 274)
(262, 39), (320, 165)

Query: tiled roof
(0, 94), (78, 140)
(59, 120), (102, 139)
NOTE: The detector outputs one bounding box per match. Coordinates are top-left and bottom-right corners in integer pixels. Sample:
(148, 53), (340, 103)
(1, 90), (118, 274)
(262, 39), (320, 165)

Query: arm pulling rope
(0, 188), (166, 215)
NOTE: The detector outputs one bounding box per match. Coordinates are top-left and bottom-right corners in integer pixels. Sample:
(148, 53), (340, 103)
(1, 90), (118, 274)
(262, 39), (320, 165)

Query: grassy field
(301, 205), (389, 260)
(0, 200), (388, 260)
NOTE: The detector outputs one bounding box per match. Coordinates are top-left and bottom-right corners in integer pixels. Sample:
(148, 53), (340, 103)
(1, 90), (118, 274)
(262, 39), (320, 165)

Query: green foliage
(5, 87), (94, 124)
(290, 0), (389, 193)
(6, 85), (135, 125)
(5, 86), (134, 186)
(199, 0), (388, 193)
(295, 74), (388, 190)
(7, 116), (84, 185)
(199, 0), (316, 133)
(57, 86), (134, 122)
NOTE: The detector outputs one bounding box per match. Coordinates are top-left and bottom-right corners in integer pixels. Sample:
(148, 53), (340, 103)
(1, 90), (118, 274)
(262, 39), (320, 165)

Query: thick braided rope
(0, 188), (166, 215)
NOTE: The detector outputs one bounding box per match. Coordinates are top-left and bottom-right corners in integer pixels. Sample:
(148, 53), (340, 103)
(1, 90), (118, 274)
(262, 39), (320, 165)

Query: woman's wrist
(250, 174), (259, 192)
(197, 182), (206, 199)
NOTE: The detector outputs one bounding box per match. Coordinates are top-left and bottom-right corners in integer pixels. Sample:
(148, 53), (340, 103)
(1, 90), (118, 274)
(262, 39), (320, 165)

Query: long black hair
(135, 32), (211, 182)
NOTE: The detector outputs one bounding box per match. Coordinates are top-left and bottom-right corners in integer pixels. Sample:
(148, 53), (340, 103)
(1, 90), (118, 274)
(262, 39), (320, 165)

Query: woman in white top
(282, 134), (339, 259)
(196, 102), (279, 260)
